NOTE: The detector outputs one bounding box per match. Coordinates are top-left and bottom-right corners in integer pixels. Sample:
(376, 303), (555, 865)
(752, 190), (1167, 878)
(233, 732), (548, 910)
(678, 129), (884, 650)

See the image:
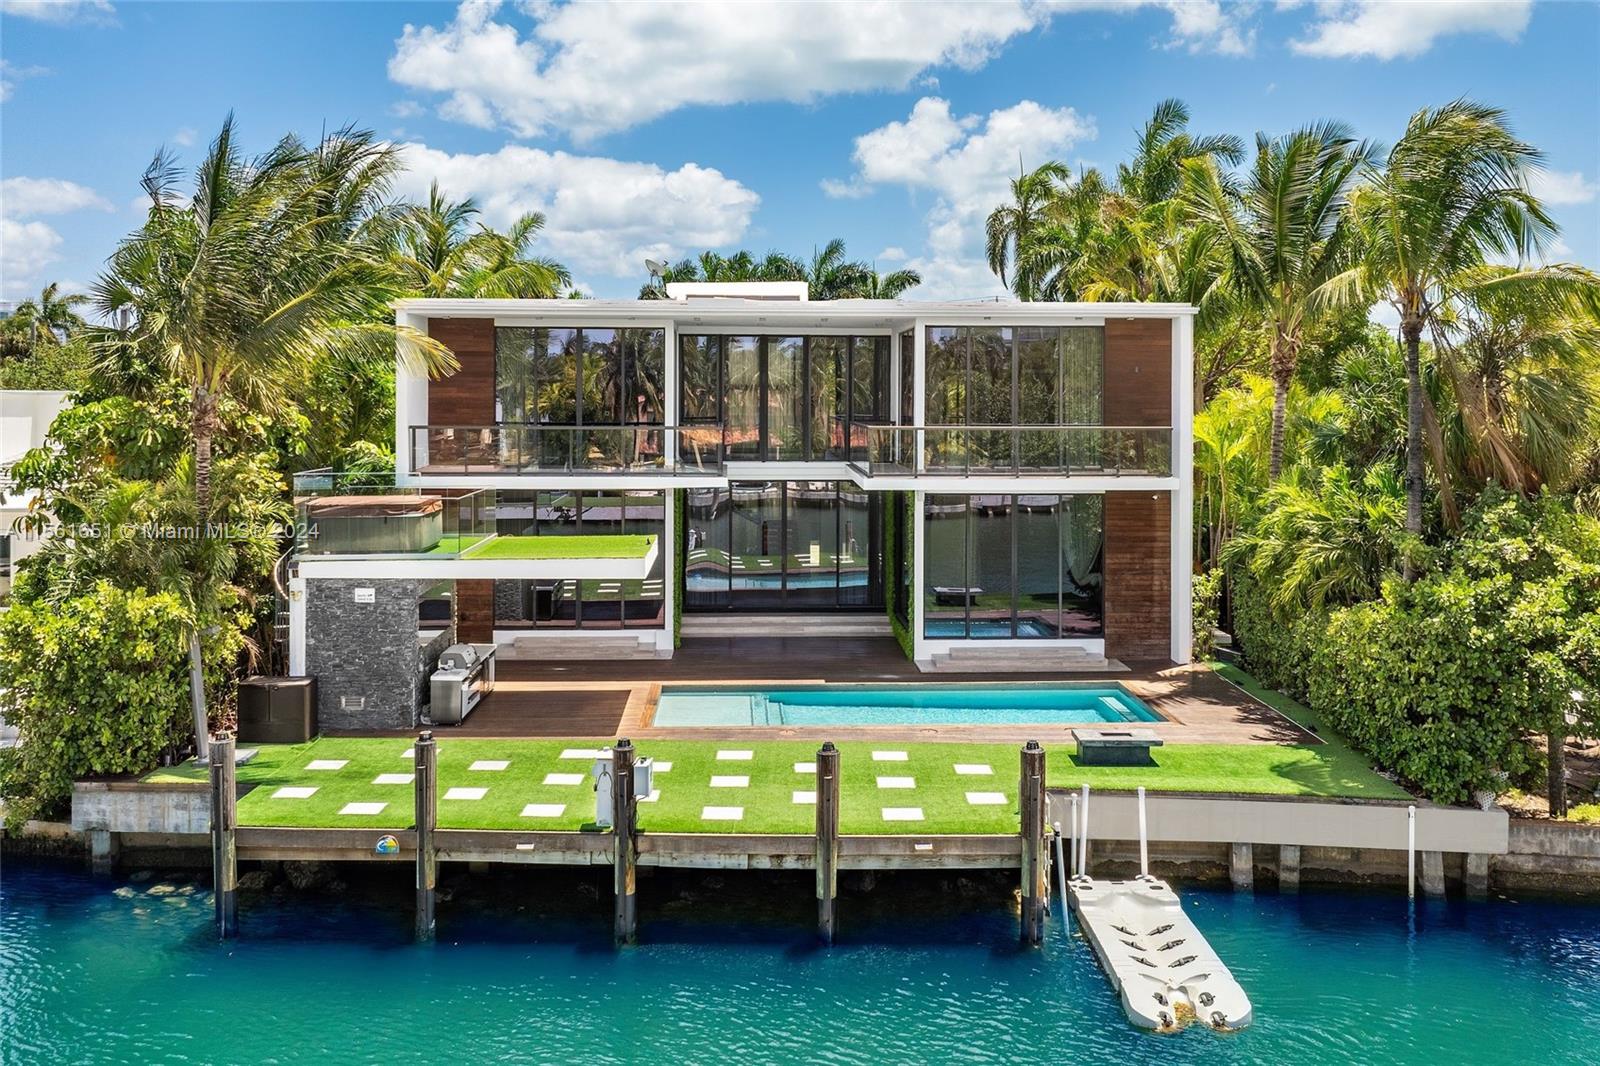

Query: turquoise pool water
(3, 860), (1598, 1063)
(653, 683), (1158, 727)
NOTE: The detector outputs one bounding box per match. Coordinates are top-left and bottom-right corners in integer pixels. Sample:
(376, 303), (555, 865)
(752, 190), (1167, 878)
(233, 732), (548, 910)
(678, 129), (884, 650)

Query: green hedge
(673, 489), (686, 648)
(884, 491), (914, 660)
(1229, 569), (1323, 703)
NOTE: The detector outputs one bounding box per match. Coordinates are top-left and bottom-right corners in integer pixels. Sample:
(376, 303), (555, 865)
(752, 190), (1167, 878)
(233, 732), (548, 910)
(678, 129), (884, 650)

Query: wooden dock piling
(208, 735), (237, 939)
(1019, 740), (1046, 946)
(414, 731), (438, 942)
(815, 741), (840, 945)
(612, 739), (638, 944)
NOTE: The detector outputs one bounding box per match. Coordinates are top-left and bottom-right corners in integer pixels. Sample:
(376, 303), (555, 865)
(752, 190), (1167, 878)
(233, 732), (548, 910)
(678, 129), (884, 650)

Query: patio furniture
(933, 585), (984, 606)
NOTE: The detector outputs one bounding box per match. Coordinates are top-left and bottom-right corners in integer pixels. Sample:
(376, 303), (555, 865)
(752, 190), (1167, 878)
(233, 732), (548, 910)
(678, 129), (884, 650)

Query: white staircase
(916, 645), (1123, 673)
(496, 632), (670, 661)
(680, 613), (892, 639)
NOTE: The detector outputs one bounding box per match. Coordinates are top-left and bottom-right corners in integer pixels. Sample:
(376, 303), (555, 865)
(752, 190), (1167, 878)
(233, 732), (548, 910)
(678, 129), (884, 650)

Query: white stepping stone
(793, 761), (816, 773)
(306, 760), (347, 771)
(877, 776), (916, 789)
(470, 760), (509, 771)
(543, 773), (585, 786)
(520, 803), (566, 818)
(400, 749), (414, 759)
(710, 775), (749, 788)
(339, 802), (387, 816)
(373, 773), (414, 785)
(653, 761), (673, 772)
(966, 792), (1008, 806)
(871, 751), (909, 762)
(881, 807), (924, 822)
(444, 787), (487, 801)
(560, 748), (604, 759)
(271, 786), (317, 799)
(792, 790), (816, 804)
(640, 789), (661, 803)
(701, 806), (744, 821)
(716, 750), (754, 761)
(953, 763), (993, 776)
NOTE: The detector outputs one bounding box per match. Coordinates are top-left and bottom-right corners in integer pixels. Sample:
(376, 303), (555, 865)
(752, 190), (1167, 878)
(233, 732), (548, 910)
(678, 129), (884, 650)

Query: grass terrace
(144, 731), (1406, 835)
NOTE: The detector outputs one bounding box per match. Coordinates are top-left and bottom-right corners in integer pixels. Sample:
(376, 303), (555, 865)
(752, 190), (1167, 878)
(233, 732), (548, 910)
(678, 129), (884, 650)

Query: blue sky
(2, 0), (1597, 303)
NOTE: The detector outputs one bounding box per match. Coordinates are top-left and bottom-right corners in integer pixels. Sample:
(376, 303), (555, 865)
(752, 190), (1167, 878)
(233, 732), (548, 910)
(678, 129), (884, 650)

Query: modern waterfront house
(287, 285), (1194, 730)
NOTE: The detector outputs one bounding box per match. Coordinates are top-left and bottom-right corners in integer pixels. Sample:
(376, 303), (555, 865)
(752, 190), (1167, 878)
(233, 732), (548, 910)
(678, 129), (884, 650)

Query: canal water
(3, 858), (1598, 1064)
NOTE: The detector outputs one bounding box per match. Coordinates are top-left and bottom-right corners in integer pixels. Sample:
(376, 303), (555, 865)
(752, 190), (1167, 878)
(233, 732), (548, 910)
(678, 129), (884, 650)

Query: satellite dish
(645, 258), (667, 276)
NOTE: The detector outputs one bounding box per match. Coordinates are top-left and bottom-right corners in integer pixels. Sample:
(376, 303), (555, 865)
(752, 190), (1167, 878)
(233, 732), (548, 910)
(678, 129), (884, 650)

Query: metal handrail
(409, 423), (725, 476)
(846, 422), (1173, 478)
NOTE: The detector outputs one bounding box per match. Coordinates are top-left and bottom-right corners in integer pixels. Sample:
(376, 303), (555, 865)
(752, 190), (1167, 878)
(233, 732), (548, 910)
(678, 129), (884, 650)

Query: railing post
(612, 739), (638, 944)
(816, 741), (841, 945)
(414, 730), (438, 942)
(209, 734), (237, 939)
(1019, 740), (1047, 946)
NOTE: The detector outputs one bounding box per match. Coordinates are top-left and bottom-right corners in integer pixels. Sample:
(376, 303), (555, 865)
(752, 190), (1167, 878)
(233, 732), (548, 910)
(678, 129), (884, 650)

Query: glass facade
(685, 481), (883, 611)
(677, 335), (890, 461)
(492, 490), (665, 629)
(923, 325), (1103, 426)
(496, 326), (665, 425)
(922, 494), (1103, 639)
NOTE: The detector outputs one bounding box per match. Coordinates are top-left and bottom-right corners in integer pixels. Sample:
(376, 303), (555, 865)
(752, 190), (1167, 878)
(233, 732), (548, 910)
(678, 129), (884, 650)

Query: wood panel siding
(455, 579), (496, 643)
(426, 318), (496, 427)
(1102, 319), (1171, 427)
(1103, 491), (1172, 662)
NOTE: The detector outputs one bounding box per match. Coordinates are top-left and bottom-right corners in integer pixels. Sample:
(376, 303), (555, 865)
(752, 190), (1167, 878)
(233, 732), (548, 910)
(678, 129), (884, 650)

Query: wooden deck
(408, 637), (1316, 745)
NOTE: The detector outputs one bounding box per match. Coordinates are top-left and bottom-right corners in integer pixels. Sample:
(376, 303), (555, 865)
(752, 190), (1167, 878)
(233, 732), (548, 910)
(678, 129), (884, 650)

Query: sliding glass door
(921, 493), (1104, 639)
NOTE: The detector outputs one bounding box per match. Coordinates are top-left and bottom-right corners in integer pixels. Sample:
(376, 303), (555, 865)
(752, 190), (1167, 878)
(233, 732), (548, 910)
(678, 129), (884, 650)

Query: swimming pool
(652, 683), (1159, 727)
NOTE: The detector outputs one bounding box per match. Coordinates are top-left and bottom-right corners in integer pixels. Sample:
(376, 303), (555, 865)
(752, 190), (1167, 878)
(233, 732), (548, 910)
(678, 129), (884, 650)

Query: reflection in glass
(685, 488), (731, 609)
(725, 336), (761, 460)
(729, 482), (784, 608)
(808, 336), (845, 460)
(766, 337), (804, 461)
(837, 484), (877, 607)
(785, 480), (838, 607)
(923, 494), (969, 638)
(624, 328), (665, 425)
(679, 335), (722, 423)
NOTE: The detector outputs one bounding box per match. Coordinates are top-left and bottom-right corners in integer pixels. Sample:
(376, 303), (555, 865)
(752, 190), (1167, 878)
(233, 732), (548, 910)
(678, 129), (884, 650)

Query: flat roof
(393, 297), (1197, 325)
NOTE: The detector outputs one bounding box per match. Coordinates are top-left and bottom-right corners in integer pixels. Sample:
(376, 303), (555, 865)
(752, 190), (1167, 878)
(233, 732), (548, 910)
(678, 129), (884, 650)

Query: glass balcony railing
(847, 424), (1172, 478)
(293, 473), (494, 558)
(409, 424), (724, 477)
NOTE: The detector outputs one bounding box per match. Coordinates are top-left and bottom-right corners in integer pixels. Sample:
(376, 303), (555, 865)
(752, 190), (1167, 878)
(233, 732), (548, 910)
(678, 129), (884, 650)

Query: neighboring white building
(0, 390), (70, 596)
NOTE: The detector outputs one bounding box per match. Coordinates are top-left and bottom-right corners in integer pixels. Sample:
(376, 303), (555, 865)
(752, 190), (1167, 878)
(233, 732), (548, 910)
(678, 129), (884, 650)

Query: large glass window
(898, 329), (915, 425)
(922, 493), (1103, 639)
(767, 337), (804, 461)
(725, 335), (762, 460)
(923, 325), (1105, 428)
(497, 326), (663, 427)
(680, 335), (722, 424)
(684, 481), (883, 611)
(808, 336), (845, 461)
(491, 489), (665, 629)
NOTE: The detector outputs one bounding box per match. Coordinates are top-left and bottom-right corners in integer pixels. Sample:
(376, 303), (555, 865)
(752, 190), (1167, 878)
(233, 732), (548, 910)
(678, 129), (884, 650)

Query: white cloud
(0, 0), (116, 24)
(393, 142), (760, 278)
(0, 177), (113, 298)
(876, 247), (908, 263)
(389, 1), (1249, 140)
(819, 177), (872, 200)
(828, 96), (1095, 299)
(170, 126), (197, 148)
(0, 59), (48, 102)
(1290, 0), (1532, 60)
(1530, 169), (1598, 206)
(390, 100), (425, 119)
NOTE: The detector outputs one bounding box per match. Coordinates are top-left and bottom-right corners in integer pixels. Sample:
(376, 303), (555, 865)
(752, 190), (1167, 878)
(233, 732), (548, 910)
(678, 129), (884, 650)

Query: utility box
(592, 749), (615, 828)
(633, 757), (654, 798)
(237, 676), (318, 744)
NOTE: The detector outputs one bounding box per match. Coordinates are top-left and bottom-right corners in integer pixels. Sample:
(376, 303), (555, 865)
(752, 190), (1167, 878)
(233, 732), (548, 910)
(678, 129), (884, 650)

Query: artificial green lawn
(459, 534), (655, 561)
(145, 722), (1407, 836)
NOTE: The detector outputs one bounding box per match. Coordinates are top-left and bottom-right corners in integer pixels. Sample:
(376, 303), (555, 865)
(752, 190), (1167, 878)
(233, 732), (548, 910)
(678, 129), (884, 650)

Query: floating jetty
(1069, 875), (1252, 1032)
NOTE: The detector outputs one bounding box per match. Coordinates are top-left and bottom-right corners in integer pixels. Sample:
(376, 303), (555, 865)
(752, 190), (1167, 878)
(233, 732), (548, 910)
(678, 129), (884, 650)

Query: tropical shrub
(1229, 569), (1324, 702)
(1191, 568), (1222, 660)
(0, 583), (242, 825)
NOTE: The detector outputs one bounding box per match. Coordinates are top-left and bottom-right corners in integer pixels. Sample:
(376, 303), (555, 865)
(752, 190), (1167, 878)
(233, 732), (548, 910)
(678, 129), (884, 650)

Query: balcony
(409, 424), (725, 478)
(290, 473), (658, 579)
(846, 424), (1172, 479)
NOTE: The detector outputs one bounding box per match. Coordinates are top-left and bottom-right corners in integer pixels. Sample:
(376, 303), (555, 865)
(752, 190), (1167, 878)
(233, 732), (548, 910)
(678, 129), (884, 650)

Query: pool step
(496, 633), (671, 661)
(680, 613), (892, 638)
(916, 646), (1124, 673)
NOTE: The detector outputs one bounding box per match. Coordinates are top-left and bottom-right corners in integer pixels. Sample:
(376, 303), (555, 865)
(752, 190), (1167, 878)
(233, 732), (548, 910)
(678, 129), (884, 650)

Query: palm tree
(1185, 123), (1373, 480)
(4, 282), (89, 348)
(854, 266), (922, 299)
(1335, 100), (1555, 576)
(801, 238), (869, 300)
(90, 116), (451, 760)
(985, 160), (1070, 299)
(1118, 98), (1246, 207)
(390, 182), (570, 297)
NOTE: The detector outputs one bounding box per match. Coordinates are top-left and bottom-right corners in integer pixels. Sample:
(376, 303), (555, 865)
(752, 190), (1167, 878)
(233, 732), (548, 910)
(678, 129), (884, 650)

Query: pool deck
(352, 637), (1315, 746)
